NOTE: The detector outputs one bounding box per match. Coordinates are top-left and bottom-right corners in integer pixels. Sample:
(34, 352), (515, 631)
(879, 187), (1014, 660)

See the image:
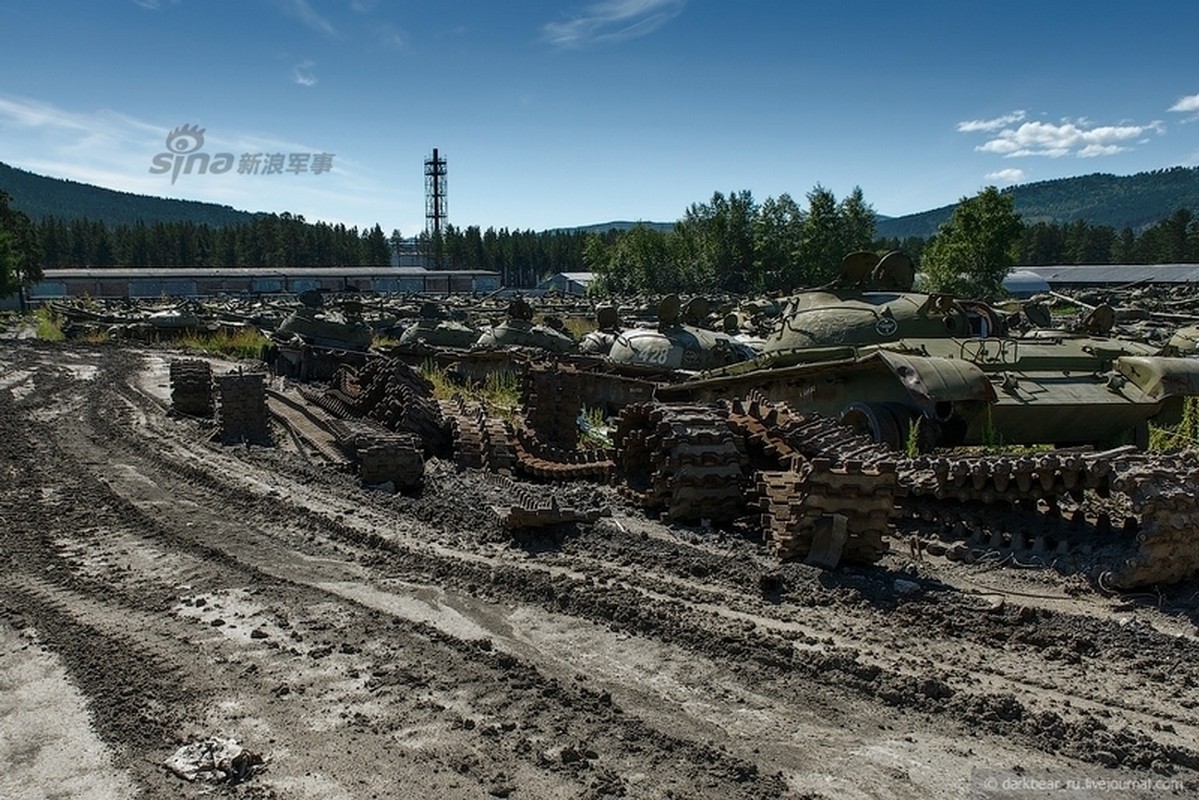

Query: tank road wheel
(838, 402), (903, 451)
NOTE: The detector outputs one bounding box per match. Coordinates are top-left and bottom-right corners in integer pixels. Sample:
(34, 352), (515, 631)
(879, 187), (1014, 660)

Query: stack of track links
(169, 359), (213, 417)
(356, 431), (425, 490)
(216, 370), (270, 445)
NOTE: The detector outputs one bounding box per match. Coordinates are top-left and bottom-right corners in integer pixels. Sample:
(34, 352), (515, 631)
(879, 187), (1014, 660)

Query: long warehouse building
(29, 266), (502, 299)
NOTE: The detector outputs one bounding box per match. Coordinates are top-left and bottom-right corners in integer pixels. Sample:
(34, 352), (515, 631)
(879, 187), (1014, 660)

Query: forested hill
(6, 158), (1199, 240)
(0, 162), (255, 228)
(877, 167), (1199, 239)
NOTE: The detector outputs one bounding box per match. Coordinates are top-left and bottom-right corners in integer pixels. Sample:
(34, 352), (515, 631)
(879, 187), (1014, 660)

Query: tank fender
(873, 350), (996, 409)
(1117, 356), (1199, 400)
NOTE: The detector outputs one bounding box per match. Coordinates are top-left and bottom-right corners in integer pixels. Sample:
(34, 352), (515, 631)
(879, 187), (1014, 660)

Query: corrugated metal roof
(1019, 264), (1199, 284)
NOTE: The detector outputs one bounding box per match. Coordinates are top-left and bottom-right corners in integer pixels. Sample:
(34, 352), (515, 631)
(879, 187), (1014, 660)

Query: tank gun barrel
(1049, 290), (1096, 311)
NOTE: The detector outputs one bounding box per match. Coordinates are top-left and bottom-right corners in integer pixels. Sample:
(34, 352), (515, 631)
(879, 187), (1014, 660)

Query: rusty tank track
(484, 473), (606, 530)
(612, 403), (748, 523)
(725, 394), (1199, 586)
(169, 358), (213, 417)
(900, 447), (1199, 588)
(512, 426), (615, 482)
(435, 396), (518, 474)
(522, 360), (583, 448)
(726, 396), (898, 564)
(302, 359), (449, 454)
(226, 345), (1199, 588)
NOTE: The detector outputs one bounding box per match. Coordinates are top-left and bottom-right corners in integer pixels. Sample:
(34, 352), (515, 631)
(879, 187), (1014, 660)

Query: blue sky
(1, 0), (1197, 235)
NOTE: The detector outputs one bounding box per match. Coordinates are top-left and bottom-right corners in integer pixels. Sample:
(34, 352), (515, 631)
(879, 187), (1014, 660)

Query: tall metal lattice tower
(424, 148), (447, 236)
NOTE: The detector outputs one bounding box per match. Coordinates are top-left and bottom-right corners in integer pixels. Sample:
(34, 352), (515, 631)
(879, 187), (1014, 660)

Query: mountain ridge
(3, 161), (1198, 238)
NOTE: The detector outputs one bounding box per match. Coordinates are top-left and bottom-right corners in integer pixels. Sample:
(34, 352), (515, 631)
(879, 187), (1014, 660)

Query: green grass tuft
(34, 306), (65, 341)
(180, 327), (269, 359)
(1149, 396), (1199, 452)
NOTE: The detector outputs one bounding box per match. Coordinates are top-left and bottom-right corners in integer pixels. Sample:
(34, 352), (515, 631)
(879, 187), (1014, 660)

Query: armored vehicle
(578, 304), (623, 356)
(267, 292), (374, 379)
(274, 292), (374, 351)
(475, 298), (576, 354)
(659, 252), (1199, 449)
(605, 295), (759, 375)
(398, 302), (479, 349)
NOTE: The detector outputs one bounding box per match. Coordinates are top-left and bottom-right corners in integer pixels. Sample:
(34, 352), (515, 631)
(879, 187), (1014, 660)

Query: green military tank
(397, 302), (478, 349)
(604, 295), (760, 375)
(1165, 323), (1199, 356)
(475, 297), (576, 354)
(578, 304), (623, 356)
(274, 292), (374, 351)
(658, 251), (1199, 449)
(267, 291), (374, 379)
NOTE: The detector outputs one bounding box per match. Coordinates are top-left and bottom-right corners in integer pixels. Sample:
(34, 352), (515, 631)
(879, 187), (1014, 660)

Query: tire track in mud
(2, 345), (793, 799)
(71, 349), (1199, 778)
(7, 343), (1199, 795)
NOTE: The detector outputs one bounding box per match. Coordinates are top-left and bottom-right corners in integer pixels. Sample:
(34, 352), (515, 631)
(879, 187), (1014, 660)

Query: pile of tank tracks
(197, 351), (1199, 590)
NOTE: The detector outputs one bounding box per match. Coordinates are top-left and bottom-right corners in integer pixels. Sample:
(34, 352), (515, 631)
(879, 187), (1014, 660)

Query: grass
(34, 306), (65, 341)
(578, 406), (611, 450)
(979, 406), (1005, 451)
(180, 327), (270, 359)
(421, 359), (522, 421)
(904, 415), (923, 459)
(372, 334), (401, 350)
(1148, 396), (1199, 452)
(562, 316), (597, 340)
(420, 358), (457, 399)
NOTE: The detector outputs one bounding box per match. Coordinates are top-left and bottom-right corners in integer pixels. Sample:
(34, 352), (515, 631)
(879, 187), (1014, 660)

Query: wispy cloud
(275, 0), (337, 36)
(0, 93), (401, 228)
(1170, 92), (1199, 122)
(985, 168), (1025, 183)
(374, 22), (406, 50)
(960, 114), (1165, 158)
(292, 60), (318, 86)
(956, 110), (1026, 133)
(541, 0), (685, 48)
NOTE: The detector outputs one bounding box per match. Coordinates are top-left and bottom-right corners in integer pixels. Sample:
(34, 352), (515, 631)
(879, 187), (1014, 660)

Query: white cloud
(542, 0), (686, 48)
(292, 60), (318, 86)
(984, 168), (1025, 183)
(1169, 93), (1199, 113)
(967, 117), (1164, 159)
(276, 0), (337, 36)
(956, 110), (1026, 133)
(1170, 92), (1199, 122)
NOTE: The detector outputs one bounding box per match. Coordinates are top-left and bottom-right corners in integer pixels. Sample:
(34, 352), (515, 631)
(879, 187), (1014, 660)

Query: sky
(1, 0), (1197, 236)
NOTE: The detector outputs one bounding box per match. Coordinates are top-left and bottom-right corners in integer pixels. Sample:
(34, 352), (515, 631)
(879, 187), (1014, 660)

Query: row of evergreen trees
(877, 208), (1199, 269)
(9, 189), (1199, 298)
(33, 212), (593, 289)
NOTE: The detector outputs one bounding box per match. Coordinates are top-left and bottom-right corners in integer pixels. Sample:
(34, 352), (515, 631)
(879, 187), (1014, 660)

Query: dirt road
(1, 341), (1197, 799)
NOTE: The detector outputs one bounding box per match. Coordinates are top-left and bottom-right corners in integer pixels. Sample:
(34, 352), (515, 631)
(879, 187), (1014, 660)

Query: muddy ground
(1, 340), (1198, 799)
